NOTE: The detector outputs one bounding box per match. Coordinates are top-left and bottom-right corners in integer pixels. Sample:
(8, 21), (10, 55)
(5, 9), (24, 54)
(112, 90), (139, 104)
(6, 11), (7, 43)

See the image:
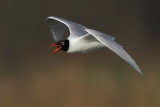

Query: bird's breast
(67, 38), (105, 53)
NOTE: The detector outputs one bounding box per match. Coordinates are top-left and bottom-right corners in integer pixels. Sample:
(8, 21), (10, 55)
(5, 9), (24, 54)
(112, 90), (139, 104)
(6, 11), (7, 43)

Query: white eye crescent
(61, 42), (64, 45)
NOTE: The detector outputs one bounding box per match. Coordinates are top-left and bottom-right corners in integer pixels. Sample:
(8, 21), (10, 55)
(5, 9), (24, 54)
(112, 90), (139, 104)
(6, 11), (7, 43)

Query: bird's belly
(67, 40), (105, 53)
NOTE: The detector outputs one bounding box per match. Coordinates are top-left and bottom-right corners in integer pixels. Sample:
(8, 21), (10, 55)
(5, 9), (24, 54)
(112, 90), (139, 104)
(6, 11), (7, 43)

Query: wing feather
(86, 29), (142, 75)
(46, 16), (87, 41)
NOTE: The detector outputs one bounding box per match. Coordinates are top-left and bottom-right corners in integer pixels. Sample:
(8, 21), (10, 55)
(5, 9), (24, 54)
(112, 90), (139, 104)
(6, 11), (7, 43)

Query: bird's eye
(61, 42), (64, 45)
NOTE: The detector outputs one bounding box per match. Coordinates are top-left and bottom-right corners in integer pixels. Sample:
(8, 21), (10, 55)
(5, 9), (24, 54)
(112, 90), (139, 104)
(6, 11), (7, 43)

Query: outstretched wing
(46, 16), (87, 41)
(86, 29), (142, 75)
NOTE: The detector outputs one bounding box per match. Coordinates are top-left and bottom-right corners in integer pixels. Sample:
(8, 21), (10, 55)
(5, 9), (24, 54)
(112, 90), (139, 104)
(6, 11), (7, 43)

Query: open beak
(50, 44), (62, 54)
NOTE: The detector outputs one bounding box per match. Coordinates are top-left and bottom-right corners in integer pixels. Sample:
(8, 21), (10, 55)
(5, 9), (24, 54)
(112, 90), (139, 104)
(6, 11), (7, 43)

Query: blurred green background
(0, 0), (160, 107)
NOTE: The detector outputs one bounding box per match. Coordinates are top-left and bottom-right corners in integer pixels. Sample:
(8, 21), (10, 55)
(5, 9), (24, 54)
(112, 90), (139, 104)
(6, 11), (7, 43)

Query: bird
(46, 16), (142, 75)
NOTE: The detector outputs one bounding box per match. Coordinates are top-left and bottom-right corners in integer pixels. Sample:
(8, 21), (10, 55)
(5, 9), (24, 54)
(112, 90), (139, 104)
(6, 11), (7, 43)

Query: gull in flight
(46, 16), (142, 75)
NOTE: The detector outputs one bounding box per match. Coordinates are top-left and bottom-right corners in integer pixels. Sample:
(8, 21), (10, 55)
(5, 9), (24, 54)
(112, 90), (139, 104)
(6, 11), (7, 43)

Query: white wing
(86, 29), (142, 75)
(46, 16), (87, 41)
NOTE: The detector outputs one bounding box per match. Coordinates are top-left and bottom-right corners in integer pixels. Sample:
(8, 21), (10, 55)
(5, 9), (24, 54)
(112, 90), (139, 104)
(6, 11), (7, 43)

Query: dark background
(0, 0), (160, 107)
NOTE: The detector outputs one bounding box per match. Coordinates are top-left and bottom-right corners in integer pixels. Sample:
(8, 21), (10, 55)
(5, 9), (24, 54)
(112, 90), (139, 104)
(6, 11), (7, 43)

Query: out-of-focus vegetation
(0, 0), (160, 107)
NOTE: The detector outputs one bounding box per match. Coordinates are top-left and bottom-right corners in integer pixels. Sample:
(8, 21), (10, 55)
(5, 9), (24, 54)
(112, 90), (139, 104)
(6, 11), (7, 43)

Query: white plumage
(46, 16), (142, 75)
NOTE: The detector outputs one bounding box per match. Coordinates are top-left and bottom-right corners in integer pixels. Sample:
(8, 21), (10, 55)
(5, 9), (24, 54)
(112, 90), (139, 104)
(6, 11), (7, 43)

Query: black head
(56, 40), (69, 51)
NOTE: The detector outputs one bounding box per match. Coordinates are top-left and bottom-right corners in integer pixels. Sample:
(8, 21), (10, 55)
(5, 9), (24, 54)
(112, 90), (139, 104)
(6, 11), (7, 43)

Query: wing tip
(46, 17), (50, 23)
(136, 68), (143, 75)
(138, 70), (143, 75)
(46, 16), (57, 23)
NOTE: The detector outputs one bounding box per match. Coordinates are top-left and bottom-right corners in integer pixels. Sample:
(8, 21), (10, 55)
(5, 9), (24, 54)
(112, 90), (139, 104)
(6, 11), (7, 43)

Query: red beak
(50, 44), (62, 54)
